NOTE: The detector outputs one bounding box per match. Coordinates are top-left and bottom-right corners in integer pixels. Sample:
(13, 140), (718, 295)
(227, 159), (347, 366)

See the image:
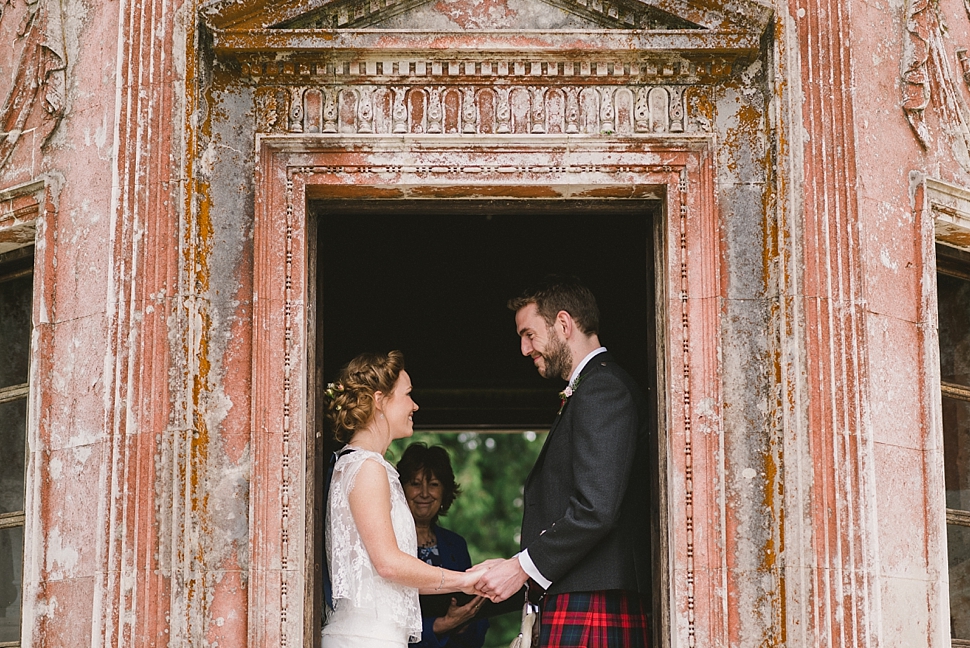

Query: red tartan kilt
(539, 589), (650, 648)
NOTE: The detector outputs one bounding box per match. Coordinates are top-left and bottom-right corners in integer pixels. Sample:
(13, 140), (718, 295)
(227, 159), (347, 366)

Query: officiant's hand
(432, 595), (485, 636)
(473, 557), (528, 602)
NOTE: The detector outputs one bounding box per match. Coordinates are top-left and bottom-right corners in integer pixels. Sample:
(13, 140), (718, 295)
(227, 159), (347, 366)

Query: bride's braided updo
(325, 350), (405, 443)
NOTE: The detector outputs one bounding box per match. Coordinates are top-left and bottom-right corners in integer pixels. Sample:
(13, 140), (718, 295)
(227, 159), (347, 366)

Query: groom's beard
(539, 330), (572, 381)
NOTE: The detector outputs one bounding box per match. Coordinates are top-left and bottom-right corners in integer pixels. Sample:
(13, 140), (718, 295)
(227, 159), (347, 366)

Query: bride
(323, 351), (483, 647)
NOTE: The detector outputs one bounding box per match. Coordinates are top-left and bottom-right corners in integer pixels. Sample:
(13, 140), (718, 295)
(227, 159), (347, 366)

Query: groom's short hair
(508, 275), (600, 336)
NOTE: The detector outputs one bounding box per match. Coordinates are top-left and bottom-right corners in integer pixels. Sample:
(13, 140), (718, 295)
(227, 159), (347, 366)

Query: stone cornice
(209, 27), (764, 58)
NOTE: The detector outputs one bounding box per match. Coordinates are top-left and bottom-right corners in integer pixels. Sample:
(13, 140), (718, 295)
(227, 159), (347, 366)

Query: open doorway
(310, 199), (660, 646)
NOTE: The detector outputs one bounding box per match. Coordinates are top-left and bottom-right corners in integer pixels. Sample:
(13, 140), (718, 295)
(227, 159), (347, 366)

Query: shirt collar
(568, 347), (607, 386)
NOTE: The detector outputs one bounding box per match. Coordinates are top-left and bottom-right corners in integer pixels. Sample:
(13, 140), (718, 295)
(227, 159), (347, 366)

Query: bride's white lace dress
(323, 449), (422, 647)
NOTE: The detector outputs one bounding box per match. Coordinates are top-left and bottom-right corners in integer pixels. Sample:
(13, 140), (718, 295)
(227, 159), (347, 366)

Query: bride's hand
(460, 569), (483, 595)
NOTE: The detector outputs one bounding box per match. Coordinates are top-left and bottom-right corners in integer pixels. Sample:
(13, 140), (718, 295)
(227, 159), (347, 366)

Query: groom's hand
(474, 557), (528, 603)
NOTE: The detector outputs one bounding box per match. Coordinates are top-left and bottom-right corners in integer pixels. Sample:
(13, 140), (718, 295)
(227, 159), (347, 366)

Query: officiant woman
(398, 443), (489, 648)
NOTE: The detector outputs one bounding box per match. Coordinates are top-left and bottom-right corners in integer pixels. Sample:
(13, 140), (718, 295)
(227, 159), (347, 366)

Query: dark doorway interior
(313, 199), (659, 430)
(309, 198), (662, 646)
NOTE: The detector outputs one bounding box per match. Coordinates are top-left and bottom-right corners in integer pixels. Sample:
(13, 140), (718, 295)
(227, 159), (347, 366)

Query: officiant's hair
(508, 275), (600, 336)
(326, 350), (405, 443)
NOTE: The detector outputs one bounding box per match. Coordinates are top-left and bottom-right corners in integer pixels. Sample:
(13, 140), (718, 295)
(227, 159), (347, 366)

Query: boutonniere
(558, 375), (585, 415)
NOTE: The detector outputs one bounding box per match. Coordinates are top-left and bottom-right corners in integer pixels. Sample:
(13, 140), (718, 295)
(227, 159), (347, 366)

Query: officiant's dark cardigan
(521, 351), (652, 597)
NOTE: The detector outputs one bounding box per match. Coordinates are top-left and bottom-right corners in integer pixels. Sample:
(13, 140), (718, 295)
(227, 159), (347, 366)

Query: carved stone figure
(0, 0), (66, 171)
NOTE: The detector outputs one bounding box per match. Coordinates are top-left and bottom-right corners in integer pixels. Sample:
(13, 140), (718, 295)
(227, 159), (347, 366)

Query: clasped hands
(460, 557), (529, 602)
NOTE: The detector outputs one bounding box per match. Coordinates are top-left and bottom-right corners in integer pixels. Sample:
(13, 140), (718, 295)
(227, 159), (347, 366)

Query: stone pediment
(277, 0), (704, 31)
(204, 0), (771, 35)
(203, 0), (772, 141)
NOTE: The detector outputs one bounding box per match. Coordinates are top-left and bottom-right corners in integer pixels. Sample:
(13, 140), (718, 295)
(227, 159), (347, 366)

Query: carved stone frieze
(255, 83), (699, 135)
(239, 49), (727, 138)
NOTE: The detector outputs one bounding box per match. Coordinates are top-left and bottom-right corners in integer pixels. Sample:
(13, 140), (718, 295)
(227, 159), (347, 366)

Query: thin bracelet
(435, 567), (444, 592)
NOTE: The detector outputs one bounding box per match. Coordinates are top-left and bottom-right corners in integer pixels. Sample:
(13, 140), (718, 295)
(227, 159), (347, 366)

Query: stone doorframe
(247, 135), (725, 647)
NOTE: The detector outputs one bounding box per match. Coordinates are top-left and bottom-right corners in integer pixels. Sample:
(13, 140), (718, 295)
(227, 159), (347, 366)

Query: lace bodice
(326, 449), (421, 642)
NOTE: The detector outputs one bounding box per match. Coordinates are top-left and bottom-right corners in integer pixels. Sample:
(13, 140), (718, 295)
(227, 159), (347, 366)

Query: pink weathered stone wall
(772, 0), (969, 642)
(2, 0), (251, 644)
(1, 0), (967, 645)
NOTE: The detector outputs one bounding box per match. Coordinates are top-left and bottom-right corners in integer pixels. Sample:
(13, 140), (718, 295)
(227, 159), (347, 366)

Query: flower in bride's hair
(325, 382), (345, 402)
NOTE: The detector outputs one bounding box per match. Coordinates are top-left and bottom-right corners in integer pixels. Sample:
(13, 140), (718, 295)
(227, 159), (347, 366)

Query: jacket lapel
(524, 351), (612, 488)
(525, 407), (564, 487)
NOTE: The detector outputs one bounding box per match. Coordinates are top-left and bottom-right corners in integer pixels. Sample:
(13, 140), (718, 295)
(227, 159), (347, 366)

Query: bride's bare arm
(349, 459), (480, 595)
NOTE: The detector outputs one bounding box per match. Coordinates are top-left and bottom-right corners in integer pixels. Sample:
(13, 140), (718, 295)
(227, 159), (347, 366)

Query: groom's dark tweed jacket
(521, 350), (651, 597)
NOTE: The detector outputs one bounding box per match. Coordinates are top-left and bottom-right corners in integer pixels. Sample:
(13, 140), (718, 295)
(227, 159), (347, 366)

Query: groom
(474, 276), (651, 647)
